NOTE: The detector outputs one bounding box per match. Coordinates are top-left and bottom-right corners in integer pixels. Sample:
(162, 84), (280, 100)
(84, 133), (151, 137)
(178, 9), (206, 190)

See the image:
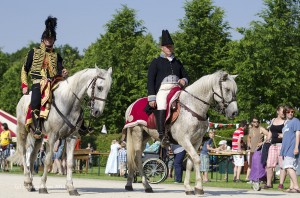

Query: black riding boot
(31, 110), (42, 139)
(154, 110), (169, 147)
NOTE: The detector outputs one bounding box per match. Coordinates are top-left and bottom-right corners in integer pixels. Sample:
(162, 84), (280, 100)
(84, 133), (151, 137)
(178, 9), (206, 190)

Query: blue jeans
(173, 150), (186, 182)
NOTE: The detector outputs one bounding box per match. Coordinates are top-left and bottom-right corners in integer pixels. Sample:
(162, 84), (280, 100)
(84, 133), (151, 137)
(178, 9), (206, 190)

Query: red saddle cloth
(25, 78), (62, 131)
(124, 86), (181, 130)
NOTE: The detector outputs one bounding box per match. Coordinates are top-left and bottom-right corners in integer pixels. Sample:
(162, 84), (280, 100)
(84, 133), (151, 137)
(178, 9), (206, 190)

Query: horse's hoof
(145, 188), (153, 193)
(195, 188), (204, 195)
(39, 188), (48, 194)
(125, 185), (133, 191)
(185, 191), (195, 195)
(69, 190), (80, 196)
(28, 187), (36, 192)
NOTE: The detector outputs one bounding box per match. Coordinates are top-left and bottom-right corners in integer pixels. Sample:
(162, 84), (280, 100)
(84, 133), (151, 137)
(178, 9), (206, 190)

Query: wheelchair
(133, 147), (173, 184)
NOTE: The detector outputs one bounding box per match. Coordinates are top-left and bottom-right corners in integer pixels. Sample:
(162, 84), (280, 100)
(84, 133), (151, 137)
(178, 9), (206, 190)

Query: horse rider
(21, 16), (68, 139)
(147, 30), (189, 147)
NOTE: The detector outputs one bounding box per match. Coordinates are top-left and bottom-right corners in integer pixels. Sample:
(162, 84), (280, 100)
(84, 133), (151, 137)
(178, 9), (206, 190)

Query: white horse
(124, 70), (238, 195)
(9, 66), (112, 195)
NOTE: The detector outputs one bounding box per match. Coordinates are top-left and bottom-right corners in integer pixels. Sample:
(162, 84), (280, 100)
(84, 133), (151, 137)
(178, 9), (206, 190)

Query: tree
(171, 0), (234, 123)
(0, 63), (23, 114)
(79, 5), (158, 133)
(175, 0), (231, 83)
(56, 44), (82, 73)
(225, 0), (300, 120)
(0, 50), (9, 82)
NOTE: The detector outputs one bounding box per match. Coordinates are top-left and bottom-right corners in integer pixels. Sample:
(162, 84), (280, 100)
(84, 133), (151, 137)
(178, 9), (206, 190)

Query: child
(199, 129), (216, 182)
(118, 141), (127, 177)
(216, 140), (228, 152)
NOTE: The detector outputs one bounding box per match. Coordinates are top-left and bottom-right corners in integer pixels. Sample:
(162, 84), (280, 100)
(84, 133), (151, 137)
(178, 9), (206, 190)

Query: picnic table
(208, 150), (248, 182)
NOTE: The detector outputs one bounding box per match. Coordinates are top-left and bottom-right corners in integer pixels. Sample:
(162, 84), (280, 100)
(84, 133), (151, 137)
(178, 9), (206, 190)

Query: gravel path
(0, 173), (297, 198)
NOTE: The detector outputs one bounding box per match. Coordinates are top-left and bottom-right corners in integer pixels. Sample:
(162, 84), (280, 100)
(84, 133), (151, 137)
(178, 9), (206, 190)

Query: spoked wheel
(252, 182), (261, 191)
(143, 158), (167, 184)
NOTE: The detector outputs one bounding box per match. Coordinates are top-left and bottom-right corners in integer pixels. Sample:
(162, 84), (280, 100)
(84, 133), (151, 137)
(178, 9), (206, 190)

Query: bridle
(212, 80), (237, 112)
(53, 74), (107, 134)
(88, 75), (107, 112)
(181, 79), (236, 120)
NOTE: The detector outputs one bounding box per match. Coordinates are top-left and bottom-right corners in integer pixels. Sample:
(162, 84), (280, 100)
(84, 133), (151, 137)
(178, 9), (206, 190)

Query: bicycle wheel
(143, 158), (167, 184)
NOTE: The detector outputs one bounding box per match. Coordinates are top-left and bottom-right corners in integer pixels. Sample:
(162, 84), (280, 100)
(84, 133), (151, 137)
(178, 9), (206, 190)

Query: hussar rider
(21, 16), (68, 139)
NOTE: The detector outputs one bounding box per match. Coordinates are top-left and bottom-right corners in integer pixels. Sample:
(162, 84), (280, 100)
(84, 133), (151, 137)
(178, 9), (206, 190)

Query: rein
(52, 96), (84, 137)
(57, 74), (107, 133)
(180, 79), (236, 119)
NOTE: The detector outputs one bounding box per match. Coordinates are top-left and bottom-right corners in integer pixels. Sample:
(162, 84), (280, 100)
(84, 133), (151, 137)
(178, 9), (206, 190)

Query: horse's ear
(108, 67), (112, 75)
(95, 63), (99, 70)
(230, 74), (238, 79)
(221, 73), (228, 81)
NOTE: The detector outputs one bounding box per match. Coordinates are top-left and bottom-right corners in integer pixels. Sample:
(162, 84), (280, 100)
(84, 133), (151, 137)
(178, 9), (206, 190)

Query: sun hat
(218, 140), (227, 145)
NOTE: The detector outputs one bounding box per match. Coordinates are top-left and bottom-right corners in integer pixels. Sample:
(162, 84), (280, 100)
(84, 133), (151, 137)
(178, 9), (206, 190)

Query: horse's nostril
(232, 111), (238, 117)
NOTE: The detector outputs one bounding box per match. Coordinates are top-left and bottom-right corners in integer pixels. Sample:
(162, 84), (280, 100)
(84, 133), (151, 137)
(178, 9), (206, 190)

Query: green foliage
(1, 1), (300, 154)
(224, 0), (300, 121)
(79, 5), (158, 133)
(0, 50), (9, 82)
(94, 133), (122, 166)
(0, 63), (23, 113)
(175, 0), (231, 82)
(56, 44), (82, 73)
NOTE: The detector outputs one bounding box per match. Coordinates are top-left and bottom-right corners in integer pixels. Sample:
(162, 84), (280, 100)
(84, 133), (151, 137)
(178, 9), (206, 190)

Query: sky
(0, 0), (265, 55)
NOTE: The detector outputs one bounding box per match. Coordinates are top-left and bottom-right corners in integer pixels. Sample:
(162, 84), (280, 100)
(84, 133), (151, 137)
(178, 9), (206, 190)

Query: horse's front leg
(39, 136), (56, 194)
(24, 138), (42, 191)
(65, 136), (80, 196)
(181, 141), (204, 195)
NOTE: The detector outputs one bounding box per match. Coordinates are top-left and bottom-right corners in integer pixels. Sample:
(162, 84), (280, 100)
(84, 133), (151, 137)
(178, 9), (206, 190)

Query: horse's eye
(98, 86), (103, 92)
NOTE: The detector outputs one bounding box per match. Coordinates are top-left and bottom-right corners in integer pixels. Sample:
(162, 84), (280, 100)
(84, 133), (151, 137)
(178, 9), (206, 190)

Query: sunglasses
(286, 110), (295, 114)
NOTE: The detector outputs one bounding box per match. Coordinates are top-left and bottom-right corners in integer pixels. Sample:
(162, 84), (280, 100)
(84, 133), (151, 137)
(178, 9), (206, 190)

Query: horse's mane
(55, 68), (109, 99)
(187, 70), (236, 93)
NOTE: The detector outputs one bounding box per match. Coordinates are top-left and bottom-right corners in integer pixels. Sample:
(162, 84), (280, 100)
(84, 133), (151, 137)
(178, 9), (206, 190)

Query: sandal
(284, 188), (293, 192)
(262, 184), (273, 189)
(288, 188), (300, 193)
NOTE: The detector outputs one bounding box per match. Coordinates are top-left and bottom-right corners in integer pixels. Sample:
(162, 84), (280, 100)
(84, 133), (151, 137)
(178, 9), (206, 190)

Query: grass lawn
(4, 165), (299, 191)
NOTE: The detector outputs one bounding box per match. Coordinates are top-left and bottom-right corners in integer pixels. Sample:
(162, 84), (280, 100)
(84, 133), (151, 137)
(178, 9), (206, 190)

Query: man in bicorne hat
(147, 30), (189, 147)
(21, 16), (68, 139)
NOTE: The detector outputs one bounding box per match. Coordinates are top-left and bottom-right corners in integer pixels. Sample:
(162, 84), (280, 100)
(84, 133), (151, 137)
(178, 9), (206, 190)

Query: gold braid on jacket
(21, 42), (58, 88)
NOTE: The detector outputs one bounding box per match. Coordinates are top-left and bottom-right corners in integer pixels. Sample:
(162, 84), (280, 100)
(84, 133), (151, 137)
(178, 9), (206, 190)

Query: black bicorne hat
(161, 30), (174, 46)
(41, 16), (57, 41)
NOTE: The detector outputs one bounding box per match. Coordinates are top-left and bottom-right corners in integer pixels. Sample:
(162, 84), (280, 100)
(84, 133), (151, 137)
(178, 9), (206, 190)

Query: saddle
(123, 86), (181, 144)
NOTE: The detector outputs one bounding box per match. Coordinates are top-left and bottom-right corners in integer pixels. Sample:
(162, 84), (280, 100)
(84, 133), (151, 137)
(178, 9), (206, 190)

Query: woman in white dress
(105, 140), (120, 175)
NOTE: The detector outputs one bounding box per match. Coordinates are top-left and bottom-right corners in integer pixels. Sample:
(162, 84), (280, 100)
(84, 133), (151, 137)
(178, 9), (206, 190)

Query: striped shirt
(232, 127), (244, 151)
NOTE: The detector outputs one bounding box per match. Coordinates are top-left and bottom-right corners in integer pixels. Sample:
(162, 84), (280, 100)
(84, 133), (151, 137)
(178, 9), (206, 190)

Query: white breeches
(156, 84), (177, 110)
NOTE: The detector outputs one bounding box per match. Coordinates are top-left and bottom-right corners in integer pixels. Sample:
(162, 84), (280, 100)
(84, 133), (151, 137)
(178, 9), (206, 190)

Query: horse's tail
(7, 123), (27, 165)
(8, 98), (28, 165)
(126, 127), (138, 171)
